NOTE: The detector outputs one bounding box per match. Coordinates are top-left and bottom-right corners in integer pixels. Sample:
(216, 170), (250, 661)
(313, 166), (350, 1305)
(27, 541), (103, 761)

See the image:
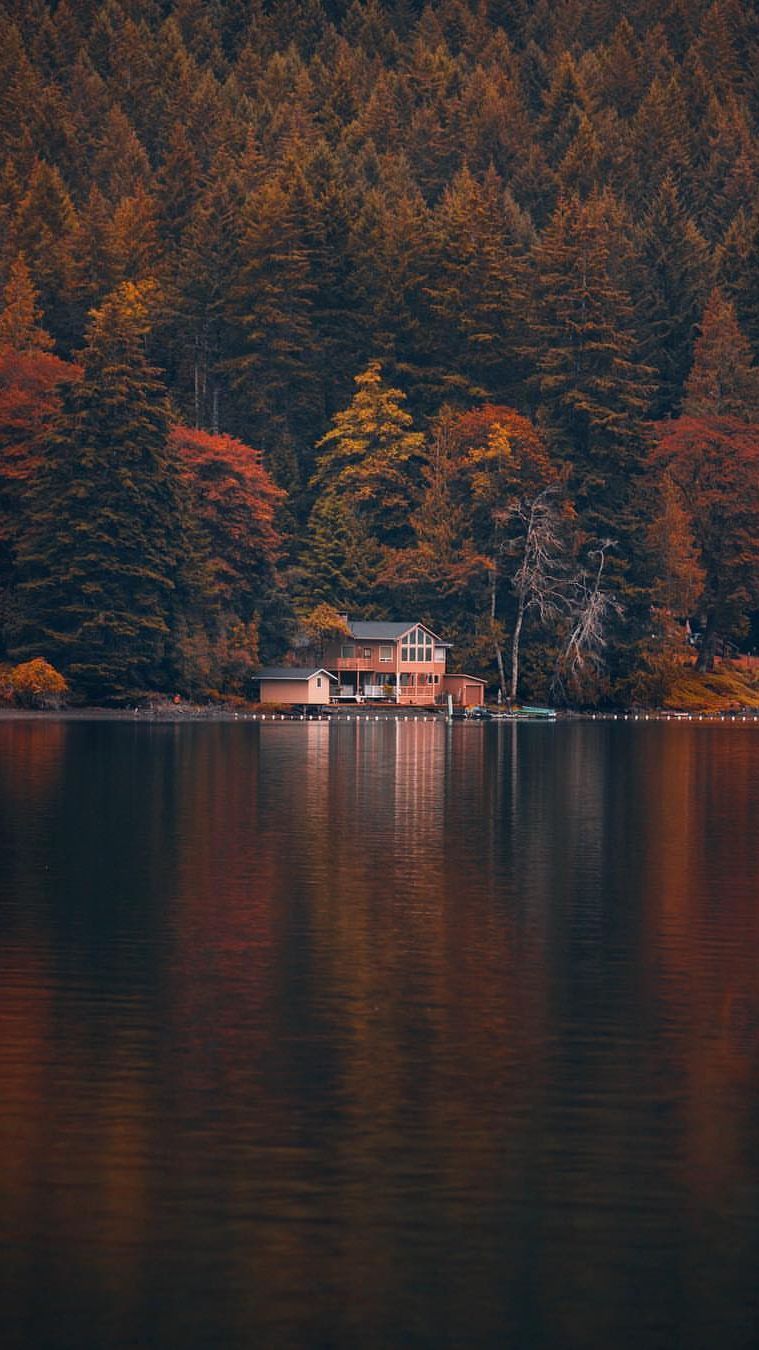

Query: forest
(0, 0), (758, 705)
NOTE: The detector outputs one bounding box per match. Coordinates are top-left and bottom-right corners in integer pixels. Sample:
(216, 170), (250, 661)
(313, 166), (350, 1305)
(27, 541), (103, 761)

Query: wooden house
(254, 620), (486, 708)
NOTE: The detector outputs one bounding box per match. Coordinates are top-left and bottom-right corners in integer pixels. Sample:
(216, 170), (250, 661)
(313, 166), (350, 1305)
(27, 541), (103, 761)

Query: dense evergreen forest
(1, 0), (758, 704)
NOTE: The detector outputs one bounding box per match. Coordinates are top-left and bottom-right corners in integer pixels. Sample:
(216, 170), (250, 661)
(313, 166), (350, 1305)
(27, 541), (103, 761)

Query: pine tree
(0, 262), (77, 651)
(530, 192), (653, 624)
(226, 172), (319, 489)
(539, 52), (590, 168)
(301, 493), (375, 611)
(719, 206), (759, 362)
(683, 287), (759, 421)
(12, 281), (192, 700)
(311, 360), (424, 548)
(652, 297), (759, 670)
(0, 254), (53, 352)
(7, 160), (80, 351)
(425, 164), (531, 405)
(635, 175), (714, 416)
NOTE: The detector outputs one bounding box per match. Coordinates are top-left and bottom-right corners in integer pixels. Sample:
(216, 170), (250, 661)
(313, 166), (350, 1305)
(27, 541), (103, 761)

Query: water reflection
(0, 719), (757, 1349)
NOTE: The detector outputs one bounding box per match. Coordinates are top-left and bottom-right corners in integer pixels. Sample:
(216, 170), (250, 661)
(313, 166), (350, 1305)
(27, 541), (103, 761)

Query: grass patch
(663, 662), (759, 712)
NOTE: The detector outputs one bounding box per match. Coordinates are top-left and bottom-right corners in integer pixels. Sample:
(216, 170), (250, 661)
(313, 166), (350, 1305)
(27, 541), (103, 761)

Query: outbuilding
(253, 668), (337, 705)
(443, 674), (487, 708)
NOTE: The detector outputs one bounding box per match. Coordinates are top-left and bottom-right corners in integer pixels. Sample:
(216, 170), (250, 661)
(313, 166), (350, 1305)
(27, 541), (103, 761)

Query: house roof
(348, 620), (451, 644)
(255, 667), (337, 681)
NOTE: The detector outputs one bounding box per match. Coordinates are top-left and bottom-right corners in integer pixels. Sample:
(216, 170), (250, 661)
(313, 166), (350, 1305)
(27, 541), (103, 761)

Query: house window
(316, 677), (322, 688)
(401, 629), (435, 662)
(434, 646), (445, 662)
(379, 644), (392, 661)
(361, 647), (371, 658)
(340, 645), (355, 658)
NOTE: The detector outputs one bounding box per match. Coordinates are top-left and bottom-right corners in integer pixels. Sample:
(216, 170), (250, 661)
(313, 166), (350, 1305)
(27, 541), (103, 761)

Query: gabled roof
(348, 620), (451, 644)
(255, 667), (337, 681)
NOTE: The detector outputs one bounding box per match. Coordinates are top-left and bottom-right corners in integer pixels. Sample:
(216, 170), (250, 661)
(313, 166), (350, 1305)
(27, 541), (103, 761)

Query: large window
(340, 645), (355, 658)
(379, 644), (392, 661)
(401, 627), (433, 662)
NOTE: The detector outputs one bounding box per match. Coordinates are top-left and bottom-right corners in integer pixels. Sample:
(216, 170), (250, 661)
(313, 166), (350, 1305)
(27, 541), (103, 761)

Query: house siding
(259, 675), (329, 705)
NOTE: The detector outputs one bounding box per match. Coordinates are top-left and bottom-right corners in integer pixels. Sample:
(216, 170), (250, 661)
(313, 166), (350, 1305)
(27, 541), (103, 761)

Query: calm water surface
(1, 718), (758, 1349)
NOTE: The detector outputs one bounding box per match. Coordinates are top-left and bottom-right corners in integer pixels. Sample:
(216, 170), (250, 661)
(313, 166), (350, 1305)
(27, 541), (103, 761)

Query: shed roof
(446, 673), (486, 684)
(255, 667), (337, 681)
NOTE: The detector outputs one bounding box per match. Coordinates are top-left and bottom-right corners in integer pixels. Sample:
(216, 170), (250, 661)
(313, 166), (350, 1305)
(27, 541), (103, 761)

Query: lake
(1, 717), (758, 1349)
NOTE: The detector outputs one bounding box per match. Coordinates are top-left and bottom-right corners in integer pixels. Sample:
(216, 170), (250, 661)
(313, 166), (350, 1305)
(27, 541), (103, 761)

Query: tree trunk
(490, 562), (507, 698)
(510, 596), (526, 703)
(696, 610), (719, 672)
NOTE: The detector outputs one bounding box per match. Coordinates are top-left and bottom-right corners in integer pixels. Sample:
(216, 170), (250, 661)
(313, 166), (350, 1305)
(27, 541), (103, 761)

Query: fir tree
(301, 492), (375, 611)
(311, 359), (424, 548)
(530, 192), (654, 639)
(0, 254), (53, 353)
(12, 281), (192, 700)
(635, 175), (713, 416)
(226, 172), (319, 490)
(683, 287), (759, 421)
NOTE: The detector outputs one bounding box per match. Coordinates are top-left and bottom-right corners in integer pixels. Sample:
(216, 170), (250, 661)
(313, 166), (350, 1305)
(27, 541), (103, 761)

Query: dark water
(1, 718), (758, 1350)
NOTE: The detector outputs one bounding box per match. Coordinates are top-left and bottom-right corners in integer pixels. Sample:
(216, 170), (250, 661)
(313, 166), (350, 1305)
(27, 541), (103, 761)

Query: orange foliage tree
(170, 426), (285, 687)
(650, 416), (759, 670)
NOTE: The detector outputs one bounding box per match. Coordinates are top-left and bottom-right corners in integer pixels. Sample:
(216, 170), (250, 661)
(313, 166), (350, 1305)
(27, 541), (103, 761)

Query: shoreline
(1, 706), (757, 723)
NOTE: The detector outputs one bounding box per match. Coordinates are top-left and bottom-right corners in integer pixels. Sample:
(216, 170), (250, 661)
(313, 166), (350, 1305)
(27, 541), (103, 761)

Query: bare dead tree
(506, 486), (572, 702)
(552, 540), (622, 702)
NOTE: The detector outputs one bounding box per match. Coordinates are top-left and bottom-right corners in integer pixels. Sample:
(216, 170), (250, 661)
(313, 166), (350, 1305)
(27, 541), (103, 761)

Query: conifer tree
(635, 175), (713, 416)
(302, 493), (375, 611)
(0, 262), (77, 652)
(0, 255), (53, 353)
(530, 193), (653, 621)
(426, 164), (531, 405)
(311, 360), (424, 548)
(226, 172), (319, 489)
(539, 52), (590, 168)
(719, 206), (759, 361)
(683, 288), (759, 421)
(12, 281), (192, 700)
(8, 160), (79, 351)
(652, 297), (759, 670)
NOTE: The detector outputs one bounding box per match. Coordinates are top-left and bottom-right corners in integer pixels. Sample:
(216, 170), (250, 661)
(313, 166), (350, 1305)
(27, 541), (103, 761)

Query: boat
(491, 704), (558, 720)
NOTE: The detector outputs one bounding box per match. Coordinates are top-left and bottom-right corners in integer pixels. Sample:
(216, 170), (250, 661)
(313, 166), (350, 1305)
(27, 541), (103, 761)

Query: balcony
(335, 655), (393, 672)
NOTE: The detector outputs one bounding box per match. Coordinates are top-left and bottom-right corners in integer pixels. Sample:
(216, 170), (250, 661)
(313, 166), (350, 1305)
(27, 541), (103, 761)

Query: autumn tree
(650, 296), (759, 670)
(170, 424), (285, 683)
(310, 360), (425, 550)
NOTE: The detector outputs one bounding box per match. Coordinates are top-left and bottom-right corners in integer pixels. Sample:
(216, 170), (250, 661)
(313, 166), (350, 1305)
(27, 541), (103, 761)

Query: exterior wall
(259, 676), (331, 705)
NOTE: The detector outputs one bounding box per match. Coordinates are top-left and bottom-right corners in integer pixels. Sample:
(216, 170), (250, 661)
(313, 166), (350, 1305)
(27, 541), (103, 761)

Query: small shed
(254, 667), (337, 705)
(443, 674), (487, 708)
